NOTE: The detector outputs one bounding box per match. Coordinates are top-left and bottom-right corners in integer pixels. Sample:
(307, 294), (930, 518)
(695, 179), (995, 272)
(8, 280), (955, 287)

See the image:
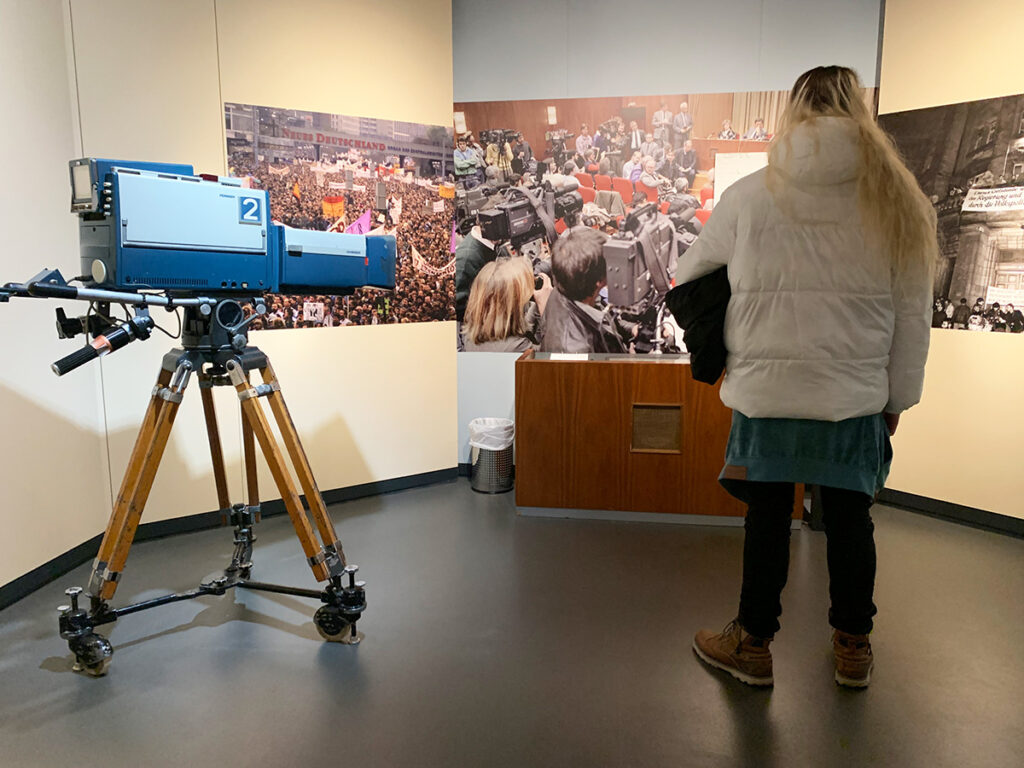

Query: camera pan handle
(28, 282), (78, 300)
(51, 344), (100, 377)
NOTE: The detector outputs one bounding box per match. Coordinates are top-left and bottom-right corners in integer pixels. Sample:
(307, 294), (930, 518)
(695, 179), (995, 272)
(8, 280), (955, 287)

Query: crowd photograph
(453, 88), (874, 354)
(879, 91), (1024, 333)
(224, 103), (456, 329)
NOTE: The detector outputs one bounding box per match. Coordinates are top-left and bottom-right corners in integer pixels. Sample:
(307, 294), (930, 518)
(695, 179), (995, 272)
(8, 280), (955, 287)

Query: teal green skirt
(720, 411), (892, 497)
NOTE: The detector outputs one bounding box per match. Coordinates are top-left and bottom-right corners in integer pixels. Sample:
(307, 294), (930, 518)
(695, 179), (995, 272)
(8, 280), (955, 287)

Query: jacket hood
(771, 117), (860, 186)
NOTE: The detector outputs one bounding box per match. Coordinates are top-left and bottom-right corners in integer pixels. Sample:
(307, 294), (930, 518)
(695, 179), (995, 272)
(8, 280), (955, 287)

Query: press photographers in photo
(511, 132), (533, 174)
(455, 95), (792, 354)
(454, 135), (483, 186)
(484, 131), (514, 176)
(461, 258), (547, 352)
(541, 228), (638, 354)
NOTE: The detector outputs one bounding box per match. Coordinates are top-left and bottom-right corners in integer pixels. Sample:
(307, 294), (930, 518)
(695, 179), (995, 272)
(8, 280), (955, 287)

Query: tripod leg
(241, 385), (260, 513)
(259, 361), (345, 566)
(96, 361), (193, 602)
(226, 360), (330, 582)
(87, 368), (172, 602)
(199, 376), (231, 514)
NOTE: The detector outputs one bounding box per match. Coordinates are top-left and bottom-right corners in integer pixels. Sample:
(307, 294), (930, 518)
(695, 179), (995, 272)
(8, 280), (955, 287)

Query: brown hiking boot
(833, 629), (873, 688)
(693, 620), (773, 686)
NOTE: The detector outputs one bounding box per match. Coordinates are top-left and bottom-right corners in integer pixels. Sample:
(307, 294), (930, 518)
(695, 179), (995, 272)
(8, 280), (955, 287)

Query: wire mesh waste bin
(468, 418), (514, 493)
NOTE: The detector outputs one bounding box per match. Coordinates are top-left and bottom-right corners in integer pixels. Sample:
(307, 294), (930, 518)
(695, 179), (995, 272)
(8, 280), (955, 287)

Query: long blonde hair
(463, 257), (534, 344)
(768, 66), (937, 274)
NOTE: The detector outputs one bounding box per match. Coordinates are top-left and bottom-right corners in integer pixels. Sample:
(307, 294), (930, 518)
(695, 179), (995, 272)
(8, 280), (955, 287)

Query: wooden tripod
(59, 344), (365, 676)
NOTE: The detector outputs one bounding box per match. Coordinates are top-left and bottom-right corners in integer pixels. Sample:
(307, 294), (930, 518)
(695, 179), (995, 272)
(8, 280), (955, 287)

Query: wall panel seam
(213, 0), (228, 175)
(67, 0), (85, 155)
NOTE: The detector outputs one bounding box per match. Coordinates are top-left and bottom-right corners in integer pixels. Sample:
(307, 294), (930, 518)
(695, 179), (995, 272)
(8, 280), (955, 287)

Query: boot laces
(722, 620), (744, 653)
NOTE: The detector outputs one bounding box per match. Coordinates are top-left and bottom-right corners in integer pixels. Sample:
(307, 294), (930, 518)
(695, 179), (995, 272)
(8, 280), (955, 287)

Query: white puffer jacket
(676, 117), (931, 421)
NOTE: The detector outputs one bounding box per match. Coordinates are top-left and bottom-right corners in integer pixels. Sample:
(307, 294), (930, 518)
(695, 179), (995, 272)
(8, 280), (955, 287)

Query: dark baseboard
(458, 462), (471, 477)
(878, 489), (1023, 538)
(0, 534), (105, 615)
(0, 467), (459, 612)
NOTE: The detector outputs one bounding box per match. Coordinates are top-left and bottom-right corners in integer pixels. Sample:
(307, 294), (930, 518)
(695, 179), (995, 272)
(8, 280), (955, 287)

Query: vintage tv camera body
(545, 129), (575, 166)
(454, 181), (509, 235)
(602, 202), (681, 352)
(475, 176), (583, 289)
(476, 175), (583, 248)
(479, 129), (517, 147)
(69, 158), (395, 296)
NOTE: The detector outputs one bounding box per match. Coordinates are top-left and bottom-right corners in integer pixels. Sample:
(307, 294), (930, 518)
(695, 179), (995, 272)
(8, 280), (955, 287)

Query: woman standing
(679, 66), (936, 688)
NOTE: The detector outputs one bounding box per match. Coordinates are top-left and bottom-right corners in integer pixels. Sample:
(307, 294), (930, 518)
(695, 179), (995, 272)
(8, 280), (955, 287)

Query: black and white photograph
(224, 103), (456, 329)
(879, 93), (1024, 334)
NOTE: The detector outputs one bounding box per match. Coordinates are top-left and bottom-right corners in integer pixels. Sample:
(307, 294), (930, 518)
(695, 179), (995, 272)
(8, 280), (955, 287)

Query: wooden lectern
(514, 352), (802, 520)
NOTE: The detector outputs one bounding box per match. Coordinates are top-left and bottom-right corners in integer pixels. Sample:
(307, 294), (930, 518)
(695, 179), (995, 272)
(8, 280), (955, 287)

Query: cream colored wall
(0, 0), (112, 586)
(878, 1), (1024, 114)
(879, 0), (1024, 519)
(69, 0), (456, 525)
(216, 0), (453, 125)
(2, 0), (456, 588)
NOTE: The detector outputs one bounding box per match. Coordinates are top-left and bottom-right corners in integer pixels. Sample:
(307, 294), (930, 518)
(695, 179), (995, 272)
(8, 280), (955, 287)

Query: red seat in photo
(611, 177), (634, 203)
(594, 174), (612, 191)
(635, 180), (659, 203)
(659, 200), (670, 214)
(700, 185), (715, 207)
(579, 185), (596, 204)
(694, 208), (712, 225)
(555, 218), (567, 234)
(573, 172), (594, 188)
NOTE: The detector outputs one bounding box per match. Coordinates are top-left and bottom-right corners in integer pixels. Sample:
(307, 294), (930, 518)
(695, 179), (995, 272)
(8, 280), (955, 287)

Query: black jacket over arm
(664, 266), (730, 384)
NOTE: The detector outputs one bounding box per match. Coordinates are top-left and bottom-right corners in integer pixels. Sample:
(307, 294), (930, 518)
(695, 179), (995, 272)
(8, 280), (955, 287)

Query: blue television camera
(1, 158), (398, 376)
(0, 166), (386, 670)
(69, 158), (395, 294)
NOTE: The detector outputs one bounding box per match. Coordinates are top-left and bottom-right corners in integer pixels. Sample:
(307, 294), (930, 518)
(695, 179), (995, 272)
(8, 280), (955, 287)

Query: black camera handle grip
(50, 322), (138, 376)
(51, 344), (99, 376)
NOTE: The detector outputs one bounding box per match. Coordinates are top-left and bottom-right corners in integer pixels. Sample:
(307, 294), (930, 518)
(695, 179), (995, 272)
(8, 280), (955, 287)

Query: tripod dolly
(55, 299), (366, 676)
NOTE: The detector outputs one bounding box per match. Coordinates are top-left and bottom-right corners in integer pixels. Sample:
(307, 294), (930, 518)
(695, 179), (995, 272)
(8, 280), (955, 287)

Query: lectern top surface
(529, 353), (691, 364)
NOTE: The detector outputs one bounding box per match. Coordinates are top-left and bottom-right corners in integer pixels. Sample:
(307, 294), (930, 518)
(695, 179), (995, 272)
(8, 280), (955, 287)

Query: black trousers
(730, 481), (877, 638)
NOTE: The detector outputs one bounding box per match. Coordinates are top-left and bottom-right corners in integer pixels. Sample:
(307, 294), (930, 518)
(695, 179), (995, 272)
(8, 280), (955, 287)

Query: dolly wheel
(71, 633), (113, 677)
(313, 605), (361, 644)
(313, 605), (349, 641)
(78, 657), (112, 677)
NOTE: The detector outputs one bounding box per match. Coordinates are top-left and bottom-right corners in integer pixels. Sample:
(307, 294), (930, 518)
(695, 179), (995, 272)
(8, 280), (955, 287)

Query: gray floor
(1, 481), (1021, 768)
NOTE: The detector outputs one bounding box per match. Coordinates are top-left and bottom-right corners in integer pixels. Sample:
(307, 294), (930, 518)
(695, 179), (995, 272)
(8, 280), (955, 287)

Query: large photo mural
(452, 89), (875, 353)
(879, 93), (1024, 334)
(224, 103), (456, 330)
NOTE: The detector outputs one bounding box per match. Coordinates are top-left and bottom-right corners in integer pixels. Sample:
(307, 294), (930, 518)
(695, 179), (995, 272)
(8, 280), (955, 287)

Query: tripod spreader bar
(235, 581), (324, 601)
